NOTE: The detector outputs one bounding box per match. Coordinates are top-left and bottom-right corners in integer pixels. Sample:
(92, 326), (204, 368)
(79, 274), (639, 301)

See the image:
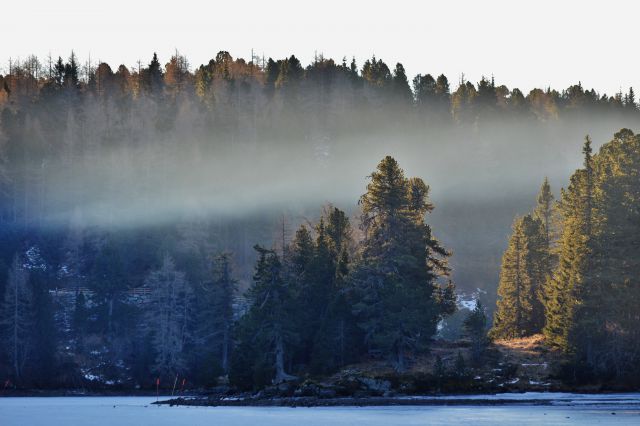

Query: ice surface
(1, 395), (639, 426)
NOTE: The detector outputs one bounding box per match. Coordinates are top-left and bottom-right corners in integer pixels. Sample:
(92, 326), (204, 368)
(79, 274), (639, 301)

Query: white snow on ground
(459, 298), (476, 311)
(457, 288), (487, 311)
(1, 395), (640, 426)
(83, 374), (101, 381)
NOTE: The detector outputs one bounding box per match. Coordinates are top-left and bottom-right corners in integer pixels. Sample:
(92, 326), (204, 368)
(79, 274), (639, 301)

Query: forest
(491, 129), (640, 384)
(0, 51), (639, 390)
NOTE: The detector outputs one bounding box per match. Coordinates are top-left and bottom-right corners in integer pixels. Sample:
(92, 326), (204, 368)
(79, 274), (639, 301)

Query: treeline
(2, 51), (639, 132)
(491, 129), (640, 384)
(0, 156), (457, 389)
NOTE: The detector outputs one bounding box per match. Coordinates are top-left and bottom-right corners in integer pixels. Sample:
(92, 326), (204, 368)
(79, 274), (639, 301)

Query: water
(1, 395), (639, 425)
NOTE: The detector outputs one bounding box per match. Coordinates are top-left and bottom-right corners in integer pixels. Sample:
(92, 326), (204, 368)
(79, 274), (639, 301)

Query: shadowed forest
(0, 51), (639, 390)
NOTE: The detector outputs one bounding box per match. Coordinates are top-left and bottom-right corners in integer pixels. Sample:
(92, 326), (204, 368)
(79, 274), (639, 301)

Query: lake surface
(1, 394), (639, 425)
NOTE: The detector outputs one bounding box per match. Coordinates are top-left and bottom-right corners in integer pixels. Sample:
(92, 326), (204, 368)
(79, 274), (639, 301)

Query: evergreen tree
(53, 57), (65, 86)
(433, 354), (446, 388)
(491, 218), (532, 338)
(235, 245), (296, 384)
(264, 58), (280, 99)
(569, 130), (640, 377)
(353, 156), (455, 370)
(464, 299), (488, 364)
(308, 207), (360, 374)
(391, 63), (412, 105)
(434, 74), (451, 118)
(543, 136), (595, 351)
(475, 76), (497, 115)
(287, 224), (315, 367)
(145, 52), (164, 94)
(282, 207), (360, 375)
(361, 56), (391, 88)
(491, 214), (547, 339)
(28, 267), (57, 387)
(63, 52), (79, 89)
(413, 73), (436, 108)
(454, 350), (468, 379)
(533, 178), (557, 318)
(534, 177), (555, 248)
(625, 87), (636, 111)
(209, 253), (237, 374)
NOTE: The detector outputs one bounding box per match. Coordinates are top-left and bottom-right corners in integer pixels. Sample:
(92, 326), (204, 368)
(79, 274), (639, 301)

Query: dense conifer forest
(492, 129), (640, 385)
(0, 51), (639, 390)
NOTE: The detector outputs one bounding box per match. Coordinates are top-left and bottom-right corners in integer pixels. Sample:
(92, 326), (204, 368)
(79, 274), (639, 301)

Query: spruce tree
(434, 74), (451, 119)
(491, 217), (527, 339)
(543, 136), (595, 351)
(288, 224), (318, 366)
(64, 52), (79, 89)
(145, 52), (164, 94)
(534, 177), (555, 249)
(205, 253), (237, 374)
(238, 245), (296, 384)
(391, 63), (413, 105)
(464, 299), (488, 364)
(533, 177), (557, 311)
(491, 214), (547, 339)
(287, 207), (359, 374)
(309, 208), (359, 373)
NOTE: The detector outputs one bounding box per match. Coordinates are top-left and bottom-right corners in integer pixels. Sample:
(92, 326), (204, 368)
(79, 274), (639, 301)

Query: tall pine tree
(353, 156), (455, 371)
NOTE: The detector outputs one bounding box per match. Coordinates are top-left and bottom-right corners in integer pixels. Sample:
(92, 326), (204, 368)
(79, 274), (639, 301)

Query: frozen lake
(1, 395), (639, 425)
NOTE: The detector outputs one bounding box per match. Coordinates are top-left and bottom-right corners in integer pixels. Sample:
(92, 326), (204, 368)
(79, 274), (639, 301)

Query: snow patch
(23, 246), (47, 271)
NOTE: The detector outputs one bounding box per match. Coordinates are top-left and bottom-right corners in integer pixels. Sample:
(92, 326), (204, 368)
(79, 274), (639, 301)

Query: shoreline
(156, 396), (552, 407)
(154, 393), (640, 408)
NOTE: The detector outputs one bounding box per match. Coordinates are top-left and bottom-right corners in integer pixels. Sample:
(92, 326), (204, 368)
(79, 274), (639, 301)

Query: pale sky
(2, 0), (638, 95)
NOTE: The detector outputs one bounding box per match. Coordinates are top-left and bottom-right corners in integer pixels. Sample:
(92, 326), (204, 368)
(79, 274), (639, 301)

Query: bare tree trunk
(338, 319), (345, 367)
(273, 331), (295, 384)
(274, 332), (286, 382)
(396, 342), (406, 373)
(14, 274), (19, 380)
(221, 323), (229, 373)
(108, 298), (114, 334)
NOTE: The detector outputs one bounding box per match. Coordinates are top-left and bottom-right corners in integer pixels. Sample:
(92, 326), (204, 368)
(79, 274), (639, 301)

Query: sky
(1, 0), (638, 95)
